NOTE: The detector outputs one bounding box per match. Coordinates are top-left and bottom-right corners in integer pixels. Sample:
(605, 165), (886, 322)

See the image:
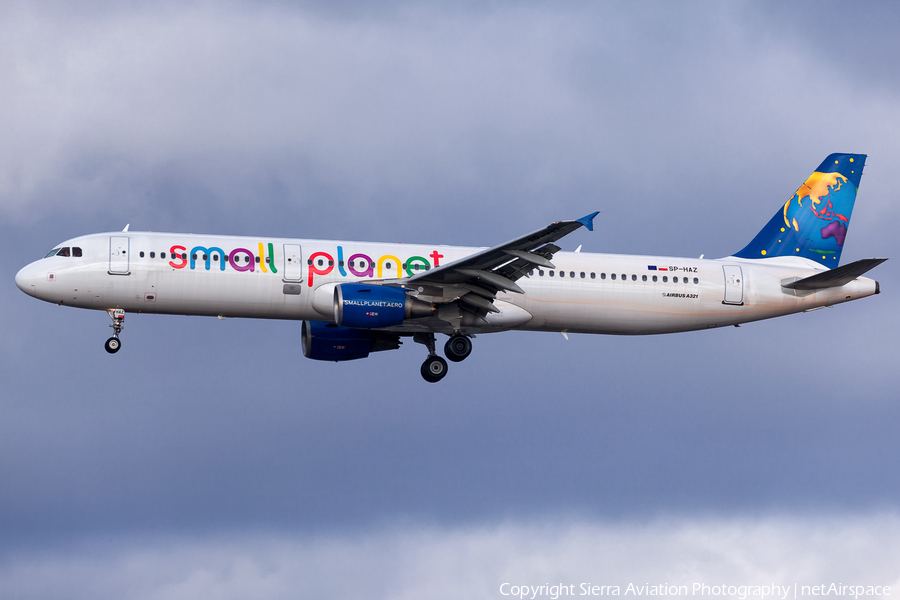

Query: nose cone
(15, 263), (38, 296)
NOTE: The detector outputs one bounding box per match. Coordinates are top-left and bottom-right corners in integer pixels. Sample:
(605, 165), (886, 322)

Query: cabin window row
(533, 269), (699, 285)
(307, 258), (430, 271)
(139, 251), (269, 264)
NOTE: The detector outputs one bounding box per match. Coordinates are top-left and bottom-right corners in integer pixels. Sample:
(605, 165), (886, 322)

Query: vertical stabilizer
(734, 153), (865, 266)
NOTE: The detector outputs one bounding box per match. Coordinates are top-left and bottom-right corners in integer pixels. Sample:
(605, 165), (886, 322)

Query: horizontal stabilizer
(782, 258), (887, 291)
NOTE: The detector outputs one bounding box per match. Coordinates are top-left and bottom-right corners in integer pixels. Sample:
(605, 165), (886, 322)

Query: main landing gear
(444, 334), (472, 362)
(105, 308), (125, 354)
(414, 333), (473, 382)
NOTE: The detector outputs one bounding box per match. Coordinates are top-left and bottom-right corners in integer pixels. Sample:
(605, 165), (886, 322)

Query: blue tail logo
(735, 153), (865, 266)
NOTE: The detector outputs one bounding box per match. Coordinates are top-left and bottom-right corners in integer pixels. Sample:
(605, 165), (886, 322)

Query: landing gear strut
(414, 332), (448, 383)
(105, 308), (125, 354)
(444, 334), (472, 362)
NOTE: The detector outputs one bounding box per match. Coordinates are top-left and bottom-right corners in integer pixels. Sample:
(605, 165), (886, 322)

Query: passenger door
(109, 236), (130, 275)
(722, 265), (744, 305)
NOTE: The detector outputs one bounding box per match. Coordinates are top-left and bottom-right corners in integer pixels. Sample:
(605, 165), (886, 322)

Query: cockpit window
(44, 248), (61, 258)
(73, 247), (82, 257)
(57, 247), (71, 257)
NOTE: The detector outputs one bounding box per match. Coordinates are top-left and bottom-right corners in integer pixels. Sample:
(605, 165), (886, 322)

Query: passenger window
(632, 274), (637, 281)
(267, 257), (271, 263)
(140, 251), (145, 258)
(385, 262), (391, 269)
(192, 254), (197, 260)
(549, 270), (555, 277)
(182, 253), (187, 260)
(601, 273), (606, 280)
(621, 274), (626, 281)
(339, 260), (345, 267)
(202, 254), (208, 261)
(663, 276), (668, 282)
(161, 252), (166, 259)
(317, 259), (323, 266)
(652, 275), (658, 282)
(150, 252), (156, 258)
(642, 275), (647, 281)
(611, 273), (616, 280)
(308, 259), (313, 265)
(590, 273), (596, 279)
(73, 247), (82, 257)
(580, 272), (585, 278)
(570, 271), (575, 278)
(560, 271), (565, 278)
(256, 256), (260, 263)
(213, 254), (218, 261)
(693, 277), (699, 284)
(538, 270), (544, 276)
(58, 247), (70, 257)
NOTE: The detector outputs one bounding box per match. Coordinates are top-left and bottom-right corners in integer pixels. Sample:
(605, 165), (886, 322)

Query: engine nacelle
(302, 321), (401, 362)
(334, 283), (433, 329)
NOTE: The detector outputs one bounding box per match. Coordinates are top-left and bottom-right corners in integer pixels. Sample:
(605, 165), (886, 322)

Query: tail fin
(734, 153), (866, 266)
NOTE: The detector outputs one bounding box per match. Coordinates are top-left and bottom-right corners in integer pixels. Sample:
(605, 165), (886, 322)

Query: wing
(399, 212), (598, 319)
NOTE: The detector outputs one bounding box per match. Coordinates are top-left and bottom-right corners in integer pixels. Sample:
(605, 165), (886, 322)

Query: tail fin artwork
(734, 153), (866, 266)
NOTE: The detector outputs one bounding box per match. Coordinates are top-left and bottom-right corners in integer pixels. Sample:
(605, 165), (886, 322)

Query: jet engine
(333, 283), (434, 328)
(301, 321), (401, 362)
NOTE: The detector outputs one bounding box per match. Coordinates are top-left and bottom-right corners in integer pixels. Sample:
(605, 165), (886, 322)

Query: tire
(105, 337), (121, 354)
(421, 356), (448, 383)
(444, 335), (472, 362)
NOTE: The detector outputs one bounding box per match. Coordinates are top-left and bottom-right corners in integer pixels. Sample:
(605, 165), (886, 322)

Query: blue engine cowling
(302, 321), (401, 361)
(334, 283), (433, 329)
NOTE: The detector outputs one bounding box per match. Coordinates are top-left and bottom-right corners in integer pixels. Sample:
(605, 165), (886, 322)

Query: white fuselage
(15, 231), (879, 335)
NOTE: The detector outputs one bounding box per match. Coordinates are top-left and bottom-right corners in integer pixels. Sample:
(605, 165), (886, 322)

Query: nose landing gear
(105, 309), (125, 354)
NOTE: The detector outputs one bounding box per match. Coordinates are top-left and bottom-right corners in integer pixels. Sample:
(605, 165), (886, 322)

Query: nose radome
(15, 264), (37, 296)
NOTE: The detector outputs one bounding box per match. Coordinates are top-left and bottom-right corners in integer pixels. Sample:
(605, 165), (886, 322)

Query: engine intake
(334, 283), (433, 328)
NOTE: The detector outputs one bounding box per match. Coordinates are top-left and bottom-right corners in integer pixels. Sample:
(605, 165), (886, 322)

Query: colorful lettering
(190, 246), (226, 271)
(229, 248), (255, 272)
(308, 251), (334, 286)
(166, 240), (446, 285)
(267, 243), (278, 274)
(337, 246), (347, 276)
(405, 256), (431, 277)
(348, 253), (374, 277)
(377, 255), (401, 279)
(257, 243), (268, 273)
(169, 245), (187, 269)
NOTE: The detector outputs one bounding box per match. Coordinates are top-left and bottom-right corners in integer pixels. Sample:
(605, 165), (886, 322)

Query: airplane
(15, 153), (886, 382)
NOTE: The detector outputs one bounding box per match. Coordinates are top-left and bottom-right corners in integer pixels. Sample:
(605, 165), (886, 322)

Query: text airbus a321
(16, 153), (886, 382)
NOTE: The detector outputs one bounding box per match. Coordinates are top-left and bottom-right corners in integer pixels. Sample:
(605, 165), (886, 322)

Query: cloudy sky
(2, 1), (899, 598)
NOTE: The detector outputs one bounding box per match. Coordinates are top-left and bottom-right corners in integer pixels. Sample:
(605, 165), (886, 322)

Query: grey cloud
(2, 514), (899, 600)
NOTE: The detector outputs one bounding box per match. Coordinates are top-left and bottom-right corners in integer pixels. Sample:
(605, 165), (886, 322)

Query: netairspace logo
(498, 583), (893, 600)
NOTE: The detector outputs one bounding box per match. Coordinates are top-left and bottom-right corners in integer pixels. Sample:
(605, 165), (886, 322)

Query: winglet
(576, 212), (599, 232)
